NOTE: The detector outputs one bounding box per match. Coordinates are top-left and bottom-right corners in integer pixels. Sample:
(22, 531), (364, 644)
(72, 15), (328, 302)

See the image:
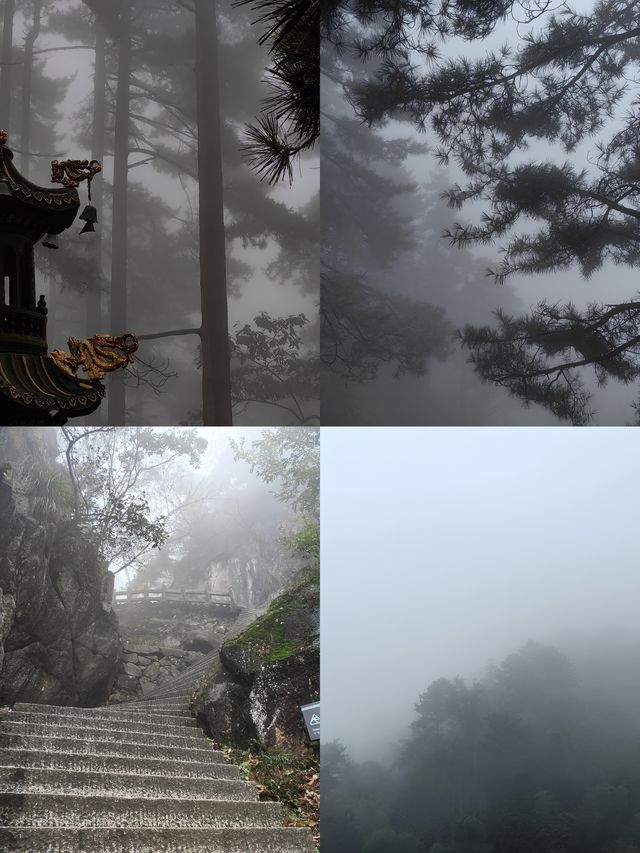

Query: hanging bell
(0, 181), (11, 196)
(79, 204), (97, 234)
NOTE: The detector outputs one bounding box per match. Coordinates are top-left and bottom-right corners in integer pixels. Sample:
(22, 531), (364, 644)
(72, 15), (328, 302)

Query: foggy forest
(321, 0), (640, 425)
(321, 427), (640, 853)
(0, 0), (319, 426)
(0, 424), (319, 598)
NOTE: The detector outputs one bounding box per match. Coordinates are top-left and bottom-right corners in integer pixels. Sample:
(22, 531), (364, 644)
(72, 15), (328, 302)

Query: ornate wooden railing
(113, 589), (234, 607)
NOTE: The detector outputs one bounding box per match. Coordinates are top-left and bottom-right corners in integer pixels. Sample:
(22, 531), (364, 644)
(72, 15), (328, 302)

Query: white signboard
(300, 701), (320, 740)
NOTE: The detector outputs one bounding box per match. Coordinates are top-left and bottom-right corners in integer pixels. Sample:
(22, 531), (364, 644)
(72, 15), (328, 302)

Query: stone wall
(109, 645), (206, 702)
(108, 602), (239, 702)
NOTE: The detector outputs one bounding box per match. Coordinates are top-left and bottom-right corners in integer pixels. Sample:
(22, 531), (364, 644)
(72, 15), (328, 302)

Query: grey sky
(321, 427), (640, 760)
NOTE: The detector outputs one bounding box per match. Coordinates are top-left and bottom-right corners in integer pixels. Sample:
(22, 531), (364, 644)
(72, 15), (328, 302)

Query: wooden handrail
(113, 589), (234, 606)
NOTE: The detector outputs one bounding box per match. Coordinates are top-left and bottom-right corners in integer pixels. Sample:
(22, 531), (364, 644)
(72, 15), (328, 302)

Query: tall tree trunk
(0, 0), (15, 129)
(88, 19), (106, 333)
(84, 20), (107, 426)
(20, 0), (41, 177)
(195, 0), (232, 425)
(108, 4), (131, 425)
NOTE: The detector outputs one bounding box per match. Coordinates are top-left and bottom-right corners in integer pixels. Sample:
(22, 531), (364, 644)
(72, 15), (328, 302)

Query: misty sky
(321, 427), (640, 760)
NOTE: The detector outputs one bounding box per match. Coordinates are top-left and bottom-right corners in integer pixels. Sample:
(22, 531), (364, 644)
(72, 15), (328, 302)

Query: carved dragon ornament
(49, 333), (139, 381)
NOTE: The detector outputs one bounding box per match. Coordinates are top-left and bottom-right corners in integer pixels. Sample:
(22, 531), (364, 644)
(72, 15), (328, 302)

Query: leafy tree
(334, 0), (640, 422)
(323, 268), (452, 380)
(231, 426), (319, 520)
(285, 519), (319, 560)
(58, 426), (206, 574)
(229, 312), (319, 424)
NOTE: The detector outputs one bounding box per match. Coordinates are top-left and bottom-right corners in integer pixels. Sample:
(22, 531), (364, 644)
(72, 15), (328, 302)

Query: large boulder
(0, 478), (122, 707)
(194, 568), (319, 751)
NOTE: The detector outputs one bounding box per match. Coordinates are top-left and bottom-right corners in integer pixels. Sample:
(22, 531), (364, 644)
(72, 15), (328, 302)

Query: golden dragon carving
(49, 333), (139, 381)
(50, 158), (102, 192)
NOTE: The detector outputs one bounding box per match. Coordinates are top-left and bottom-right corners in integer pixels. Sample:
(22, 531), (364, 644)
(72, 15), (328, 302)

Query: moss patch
(223, 568), (319, 666)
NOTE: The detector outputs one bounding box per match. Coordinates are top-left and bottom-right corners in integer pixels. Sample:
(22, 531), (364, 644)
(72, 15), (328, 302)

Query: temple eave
(0, 352), (105, 419)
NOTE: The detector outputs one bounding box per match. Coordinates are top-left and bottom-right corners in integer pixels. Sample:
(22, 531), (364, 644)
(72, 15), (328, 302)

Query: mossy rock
(221, 568), (319, 683)
(195, 567), (319, 751)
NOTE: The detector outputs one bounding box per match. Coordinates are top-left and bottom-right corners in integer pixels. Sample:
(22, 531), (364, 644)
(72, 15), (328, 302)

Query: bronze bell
(79, 204), (97, 234)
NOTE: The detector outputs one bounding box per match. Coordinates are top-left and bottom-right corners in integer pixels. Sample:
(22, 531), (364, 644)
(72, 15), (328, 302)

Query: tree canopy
(327, 0), (640, 423)
(231, 426), (319, 521)
(323, 637), (640, 852)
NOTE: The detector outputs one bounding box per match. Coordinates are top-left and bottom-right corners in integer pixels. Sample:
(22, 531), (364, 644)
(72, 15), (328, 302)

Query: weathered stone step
(0, 826), (315, 852)
(2, 721), (206, 748)
(142, 690), (199, 701)
(0, 767), (258, 801)
(0, 792), (284, 828)
(0, 733), (225, 764)
(13, 703), (197, 725)
(144, 678), (207, 694)
(0, 748), (240, 780)
(108, 708), (195, 722)
(143, 677), (207, 696)
(120, 699), (191, 710)
(7, 711), (202, 736)
(142, 662), (213, 689)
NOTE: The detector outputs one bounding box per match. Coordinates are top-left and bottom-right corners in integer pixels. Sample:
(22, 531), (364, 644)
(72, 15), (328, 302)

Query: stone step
(145, 677), (208, 694)
(0, 767), (258, 801)
(0, 748), (240, 780)
(120, 698), (191, 709)
(143, 674), (208, 695)
(0, 826), (315, 852)
(0, 792), (284, 828)
(120, 705), (193, 715)
(143, 661), (214, 687)
(7, 711), (202, 736)
(0, 733), (225, 764)
(14, 703), (197, 725)
(142, 690), (199, 701)
(2, 721), (206, 748)
(119, 705), (193, 716)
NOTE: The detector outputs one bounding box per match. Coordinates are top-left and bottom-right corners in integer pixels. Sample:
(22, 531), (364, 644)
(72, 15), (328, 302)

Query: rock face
(207, 540), (302, 610)
(0, 476), (122, 707)
(193, 569), (319, 752)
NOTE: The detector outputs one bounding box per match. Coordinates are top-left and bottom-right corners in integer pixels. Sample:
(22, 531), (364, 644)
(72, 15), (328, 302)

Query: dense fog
(1, 425), (318, 606)
(321, 427), (640, 852)
(321, 0), (640, 425)
(1, 0), (318, 425)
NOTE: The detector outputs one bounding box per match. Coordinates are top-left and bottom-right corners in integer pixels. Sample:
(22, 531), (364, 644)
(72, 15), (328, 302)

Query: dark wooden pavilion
(0, 131), (136, 425)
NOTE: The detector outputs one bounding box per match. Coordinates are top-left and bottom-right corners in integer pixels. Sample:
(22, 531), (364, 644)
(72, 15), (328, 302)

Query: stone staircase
(0, 633), (315, 851)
